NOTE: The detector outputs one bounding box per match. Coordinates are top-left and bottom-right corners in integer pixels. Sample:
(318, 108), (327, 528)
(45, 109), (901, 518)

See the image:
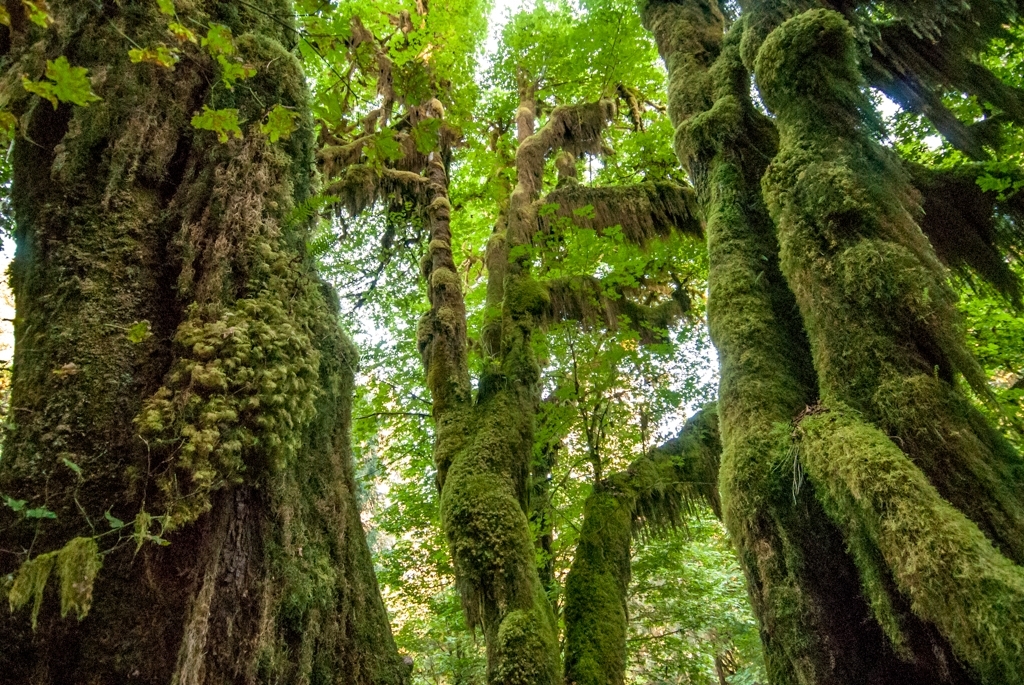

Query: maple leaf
(261, 105), (299, 143)
(191, 106), (243, 143)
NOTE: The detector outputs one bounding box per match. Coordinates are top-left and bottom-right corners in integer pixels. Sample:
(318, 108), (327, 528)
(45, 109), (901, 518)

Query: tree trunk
(563, 405), (721, 685)
(0, 2), (405, 683)
(419, 84), (564, 685)
(642, 0), (1024, 682)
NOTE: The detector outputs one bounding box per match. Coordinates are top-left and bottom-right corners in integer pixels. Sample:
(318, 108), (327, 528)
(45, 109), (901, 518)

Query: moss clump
(55, 537), (102, 621)
(9, 536), (102, 629)
(8, 551), (57, 630)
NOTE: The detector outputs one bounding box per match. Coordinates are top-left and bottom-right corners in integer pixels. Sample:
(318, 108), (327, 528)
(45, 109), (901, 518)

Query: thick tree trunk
(0, 2), (405, 683)
(749, 8), (1024, 683)
(643, 0), (1024, 682)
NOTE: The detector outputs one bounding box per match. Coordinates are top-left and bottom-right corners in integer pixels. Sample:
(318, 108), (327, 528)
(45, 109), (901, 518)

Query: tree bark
(0, 2), (405, 683)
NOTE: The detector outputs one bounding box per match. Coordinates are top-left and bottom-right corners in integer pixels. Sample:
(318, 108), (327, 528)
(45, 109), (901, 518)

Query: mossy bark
(748, 8), (1024, 682)
(0, 2), (405, 683)
(562, 406), (721, 685)
(641, 1), (996, 682)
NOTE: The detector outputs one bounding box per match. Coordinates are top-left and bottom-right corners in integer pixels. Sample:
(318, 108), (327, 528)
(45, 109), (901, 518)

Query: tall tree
(642, 0), (1024, 682)
(318, 2), (736, 682)
(0, 2), (405, 683)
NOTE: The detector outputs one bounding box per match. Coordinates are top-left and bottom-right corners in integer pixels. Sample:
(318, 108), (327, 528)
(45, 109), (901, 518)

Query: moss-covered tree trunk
(0, 2), (405, 683)
(643, 0), (1024, 682)
(419, 84), (572, 685)
(563, 406), (721, 685)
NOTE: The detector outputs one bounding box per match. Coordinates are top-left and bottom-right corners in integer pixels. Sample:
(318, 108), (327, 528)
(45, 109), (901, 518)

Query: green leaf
(47, 56), (102, 107)
(366, 131), (404, 165)
(411, 117), (442, 154)
(104, 510), (125, 529)
(168, 21), (197, 43)
(22, 0), (50, 27)
(4, 496), (26, 512)
(156, 0), (175, 15)
(572, 204), (596, 219)
(24, 57), (102, 109)
(128, 45), (179, 69)
(61, 457), (82, 477)
(201, 24), (236, 57)
(0, 111), (17, 144)
(24, 507), (57, 520)
(260, 105), (299, 142)
(125, 320), (152, 344)
(191, 106), (243, 143)
(21, 75), (57, 108)
(216, 55), (256, 87)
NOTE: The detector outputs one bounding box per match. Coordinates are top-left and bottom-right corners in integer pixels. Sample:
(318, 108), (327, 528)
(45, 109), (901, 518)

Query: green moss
(55, 537), (102, 621)
(796, 406), (1024, 683)
(0, 1), (406, 681)
(8, 551), (56, 630)
(563, 491), (632, 685)
(749, 8), (1024, 681)
(640, 3), (958, 681)
(8, 536), (102, 629)
(563, 406), (722, 685)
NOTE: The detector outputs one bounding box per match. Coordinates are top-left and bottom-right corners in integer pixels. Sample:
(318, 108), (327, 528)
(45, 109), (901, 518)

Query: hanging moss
(8, 551), (57, 630)
(908, 163), (1023, 302)
(537, 182), (702, 245)
(540, 275), (689, 345)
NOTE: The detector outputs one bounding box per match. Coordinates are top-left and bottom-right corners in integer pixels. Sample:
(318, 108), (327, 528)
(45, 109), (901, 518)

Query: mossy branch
(542, 275), (692, 345)
(537, 181), (702, 246)
(509, 99), (617, 246)
(324, 163), (432, 217)
(795, 404), (1024, 683)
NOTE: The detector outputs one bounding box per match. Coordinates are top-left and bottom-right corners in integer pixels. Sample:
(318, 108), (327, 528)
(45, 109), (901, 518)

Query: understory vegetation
(1, 0), (1023, 684)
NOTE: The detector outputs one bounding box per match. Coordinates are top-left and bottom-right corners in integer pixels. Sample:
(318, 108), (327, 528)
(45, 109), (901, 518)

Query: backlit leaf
(260, 105), (299, 142)
(128, 45), (179, 69)
(191, 106), (243, 143)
